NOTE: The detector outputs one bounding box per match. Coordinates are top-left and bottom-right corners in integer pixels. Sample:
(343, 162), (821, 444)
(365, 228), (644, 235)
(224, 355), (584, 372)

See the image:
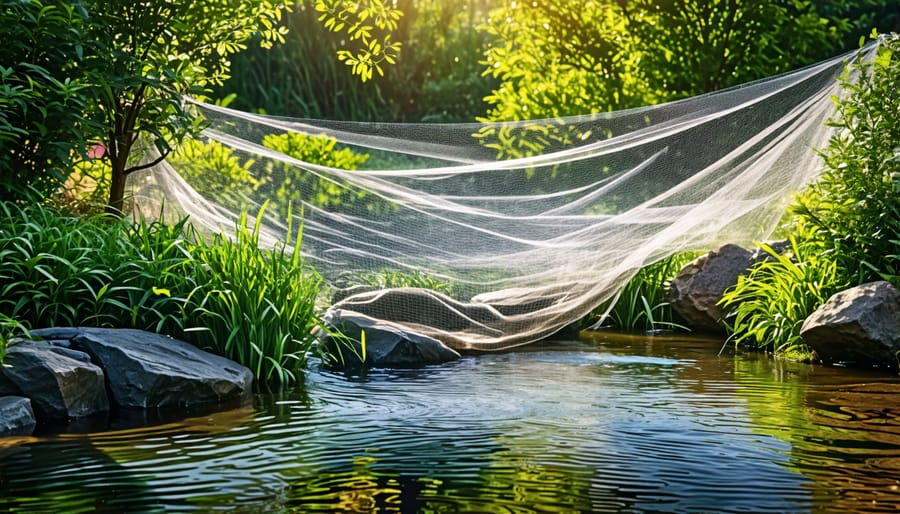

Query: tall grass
(585, 253), (696, 332)
(0, 313), (27, 364)
(183, 206), (321, 384)
(719, 229), (846, 359)
(0, 201), (322, 385)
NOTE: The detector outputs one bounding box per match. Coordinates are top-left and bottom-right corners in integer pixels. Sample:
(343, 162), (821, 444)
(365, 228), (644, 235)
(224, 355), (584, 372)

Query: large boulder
(0, 340), (109, 420)
(668, 244), (752, 333)
(31, 327), (253, 409)
(320, 309), (461, 368)
(800, 281), (900, 366)
(0, 396), (37, 436)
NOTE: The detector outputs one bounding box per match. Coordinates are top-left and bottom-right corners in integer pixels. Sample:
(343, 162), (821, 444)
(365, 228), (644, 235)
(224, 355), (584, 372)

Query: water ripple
(3, 336), (900, 512)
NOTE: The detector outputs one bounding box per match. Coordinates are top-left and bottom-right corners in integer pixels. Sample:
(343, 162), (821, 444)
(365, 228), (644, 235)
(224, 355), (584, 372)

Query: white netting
(128, 44), (871, 351)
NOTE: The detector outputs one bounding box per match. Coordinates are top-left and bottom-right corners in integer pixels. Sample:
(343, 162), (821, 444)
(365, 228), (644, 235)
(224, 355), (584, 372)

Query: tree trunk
(106, 163), (127, 215)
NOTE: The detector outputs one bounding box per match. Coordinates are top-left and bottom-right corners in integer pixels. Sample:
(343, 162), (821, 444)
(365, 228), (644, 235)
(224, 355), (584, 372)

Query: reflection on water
(2, 334), (900, 512)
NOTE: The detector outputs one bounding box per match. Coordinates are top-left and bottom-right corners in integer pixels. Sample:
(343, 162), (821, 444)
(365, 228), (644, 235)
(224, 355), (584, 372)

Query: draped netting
(127, 44), (872, 352)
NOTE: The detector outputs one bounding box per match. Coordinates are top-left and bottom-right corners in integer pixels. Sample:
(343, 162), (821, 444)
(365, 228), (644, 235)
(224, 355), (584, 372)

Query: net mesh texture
(127, 44), (871, 352)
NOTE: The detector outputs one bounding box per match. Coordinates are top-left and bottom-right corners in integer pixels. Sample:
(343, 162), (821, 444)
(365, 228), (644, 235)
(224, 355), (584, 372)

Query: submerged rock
(0, 396), (37, 436)
(0, 340), (109, 420)
(319, 309), (461, 368)
(668, 244), (752, 333)
(800, 281), (900, 366)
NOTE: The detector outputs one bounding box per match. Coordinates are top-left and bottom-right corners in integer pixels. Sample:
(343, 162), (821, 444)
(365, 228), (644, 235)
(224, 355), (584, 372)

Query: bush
(0, 0), (101, 202)
(792, 34), (900, 285)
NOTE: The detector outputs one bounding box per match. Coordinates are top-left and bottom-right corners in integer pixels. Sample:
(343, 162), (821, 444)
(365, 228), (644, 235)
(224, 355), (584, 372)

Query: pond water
(2, 332), (900, 513)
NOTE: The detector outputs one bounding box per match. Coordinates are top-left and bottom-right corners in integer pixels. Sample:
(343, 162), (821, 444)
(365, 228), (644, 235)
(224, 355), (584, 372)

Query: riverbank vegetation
(2, 0), (898, 381)
(721, 35), (900, 359)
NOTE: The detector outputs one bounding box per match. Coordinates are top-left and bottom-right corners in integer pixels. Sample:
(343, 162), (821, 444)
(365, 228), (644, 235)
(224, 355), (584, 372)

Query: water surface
(2, 333), (900, 512)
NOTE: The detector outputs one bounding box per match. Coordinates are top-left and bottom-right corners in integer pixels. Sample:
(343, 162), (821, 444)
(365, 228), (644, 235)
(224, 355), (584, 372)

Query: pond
(2, 332), (900, 513)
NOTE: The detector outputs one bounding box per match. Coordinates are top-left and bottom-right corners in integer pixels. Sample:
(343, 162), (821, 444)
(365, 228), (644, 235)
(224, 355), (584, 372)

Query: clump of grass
(183, 204), (322, 384)
(719, 228), (846, 358)
(346, 269), (457, 298)
(0, 201), (188, 333)
(585, 253), (696, 332)
(0, 201), (323, 385)
(0, 313), (27, 364)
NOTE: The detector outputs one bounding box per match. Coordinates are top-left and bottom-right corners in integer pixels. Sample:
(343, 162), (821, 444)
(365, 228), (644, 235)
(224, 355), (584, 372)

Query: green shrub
(261, 131), (387, 216)
(0, 0), (102, 202)
(167, 137), (260, 211)
(719, 227), (847, 358)
(792, 34), (900, 285)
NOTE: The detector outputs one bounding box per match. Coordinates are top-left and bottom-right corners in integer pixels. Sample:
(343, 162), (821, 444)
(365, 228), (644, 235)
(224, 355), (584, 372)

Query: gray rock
(320, 309), (461, 368)
(800, 281), (900, 365)
(668, 244), (752, 333)
(69, 328), (252, 409)
(0, 396), (36, 436)
(1, 340), (108, 420)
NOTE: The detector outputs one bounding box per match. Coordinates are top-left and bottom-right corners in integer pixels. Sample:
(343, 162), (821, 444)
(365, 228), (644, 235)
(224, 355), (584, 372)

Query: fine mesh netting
(128, 44), (872, 352)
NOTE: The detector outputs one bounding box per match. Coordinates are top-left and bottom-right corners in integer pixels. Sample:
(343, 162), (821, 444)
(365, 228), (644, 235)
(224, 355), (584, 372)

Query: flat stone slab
(31, 327), (253, 409)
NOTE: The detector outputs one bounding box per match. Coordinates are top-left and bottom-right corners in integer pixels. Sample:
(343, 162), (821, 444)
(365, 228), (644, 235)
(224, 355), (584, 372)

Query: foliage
(3, 0), (400, 211)
(476, 0), (887, 157)
(216, 1), (391, 121)
(262, 131), (383, 216)
(620, 0), (881, 97)
(0, 201), (323, 385)
(791, 34), (900, 285)
(82, 0), (291, 212)
(719, 228), (847, 358)
(0, 201), (188, 333)
(0, 0), (101, 202)
(584, 253), (696, 333)
(167, 137), (260, 211)
(184, 205), (321, 384)
(218, 0), (498, 122)
(315, 0), (403, 82)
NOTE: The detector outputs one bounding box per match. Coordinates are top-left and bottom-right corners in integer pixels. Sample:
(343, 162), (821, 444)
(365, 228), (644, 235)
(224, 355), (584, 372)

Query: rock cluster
(668, 243), (900, 368)
(0, 327), (252, 437)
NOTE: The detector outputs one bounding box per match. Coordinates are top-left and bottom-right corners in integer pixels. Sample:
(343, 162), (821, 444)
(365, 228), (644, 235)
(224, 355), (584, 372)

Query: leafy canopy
(479, 0), (884, 126)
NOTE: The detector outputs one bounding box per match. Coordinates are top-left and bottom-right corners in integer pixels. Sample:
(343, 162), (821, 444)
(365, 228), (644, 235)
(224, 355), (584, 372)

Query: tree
(89, 0), (403, 213)
(2, 0), (402, 212)
(478, 0), (887, 128)
(84, 0), (291, 213)
(0, 0), (101, 202)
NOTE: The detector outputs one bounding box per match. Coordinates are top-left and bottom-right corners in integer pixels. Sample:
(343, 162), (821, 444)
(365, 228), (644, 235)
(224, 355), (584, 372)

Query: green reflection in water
(732, 354), (900, 511)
